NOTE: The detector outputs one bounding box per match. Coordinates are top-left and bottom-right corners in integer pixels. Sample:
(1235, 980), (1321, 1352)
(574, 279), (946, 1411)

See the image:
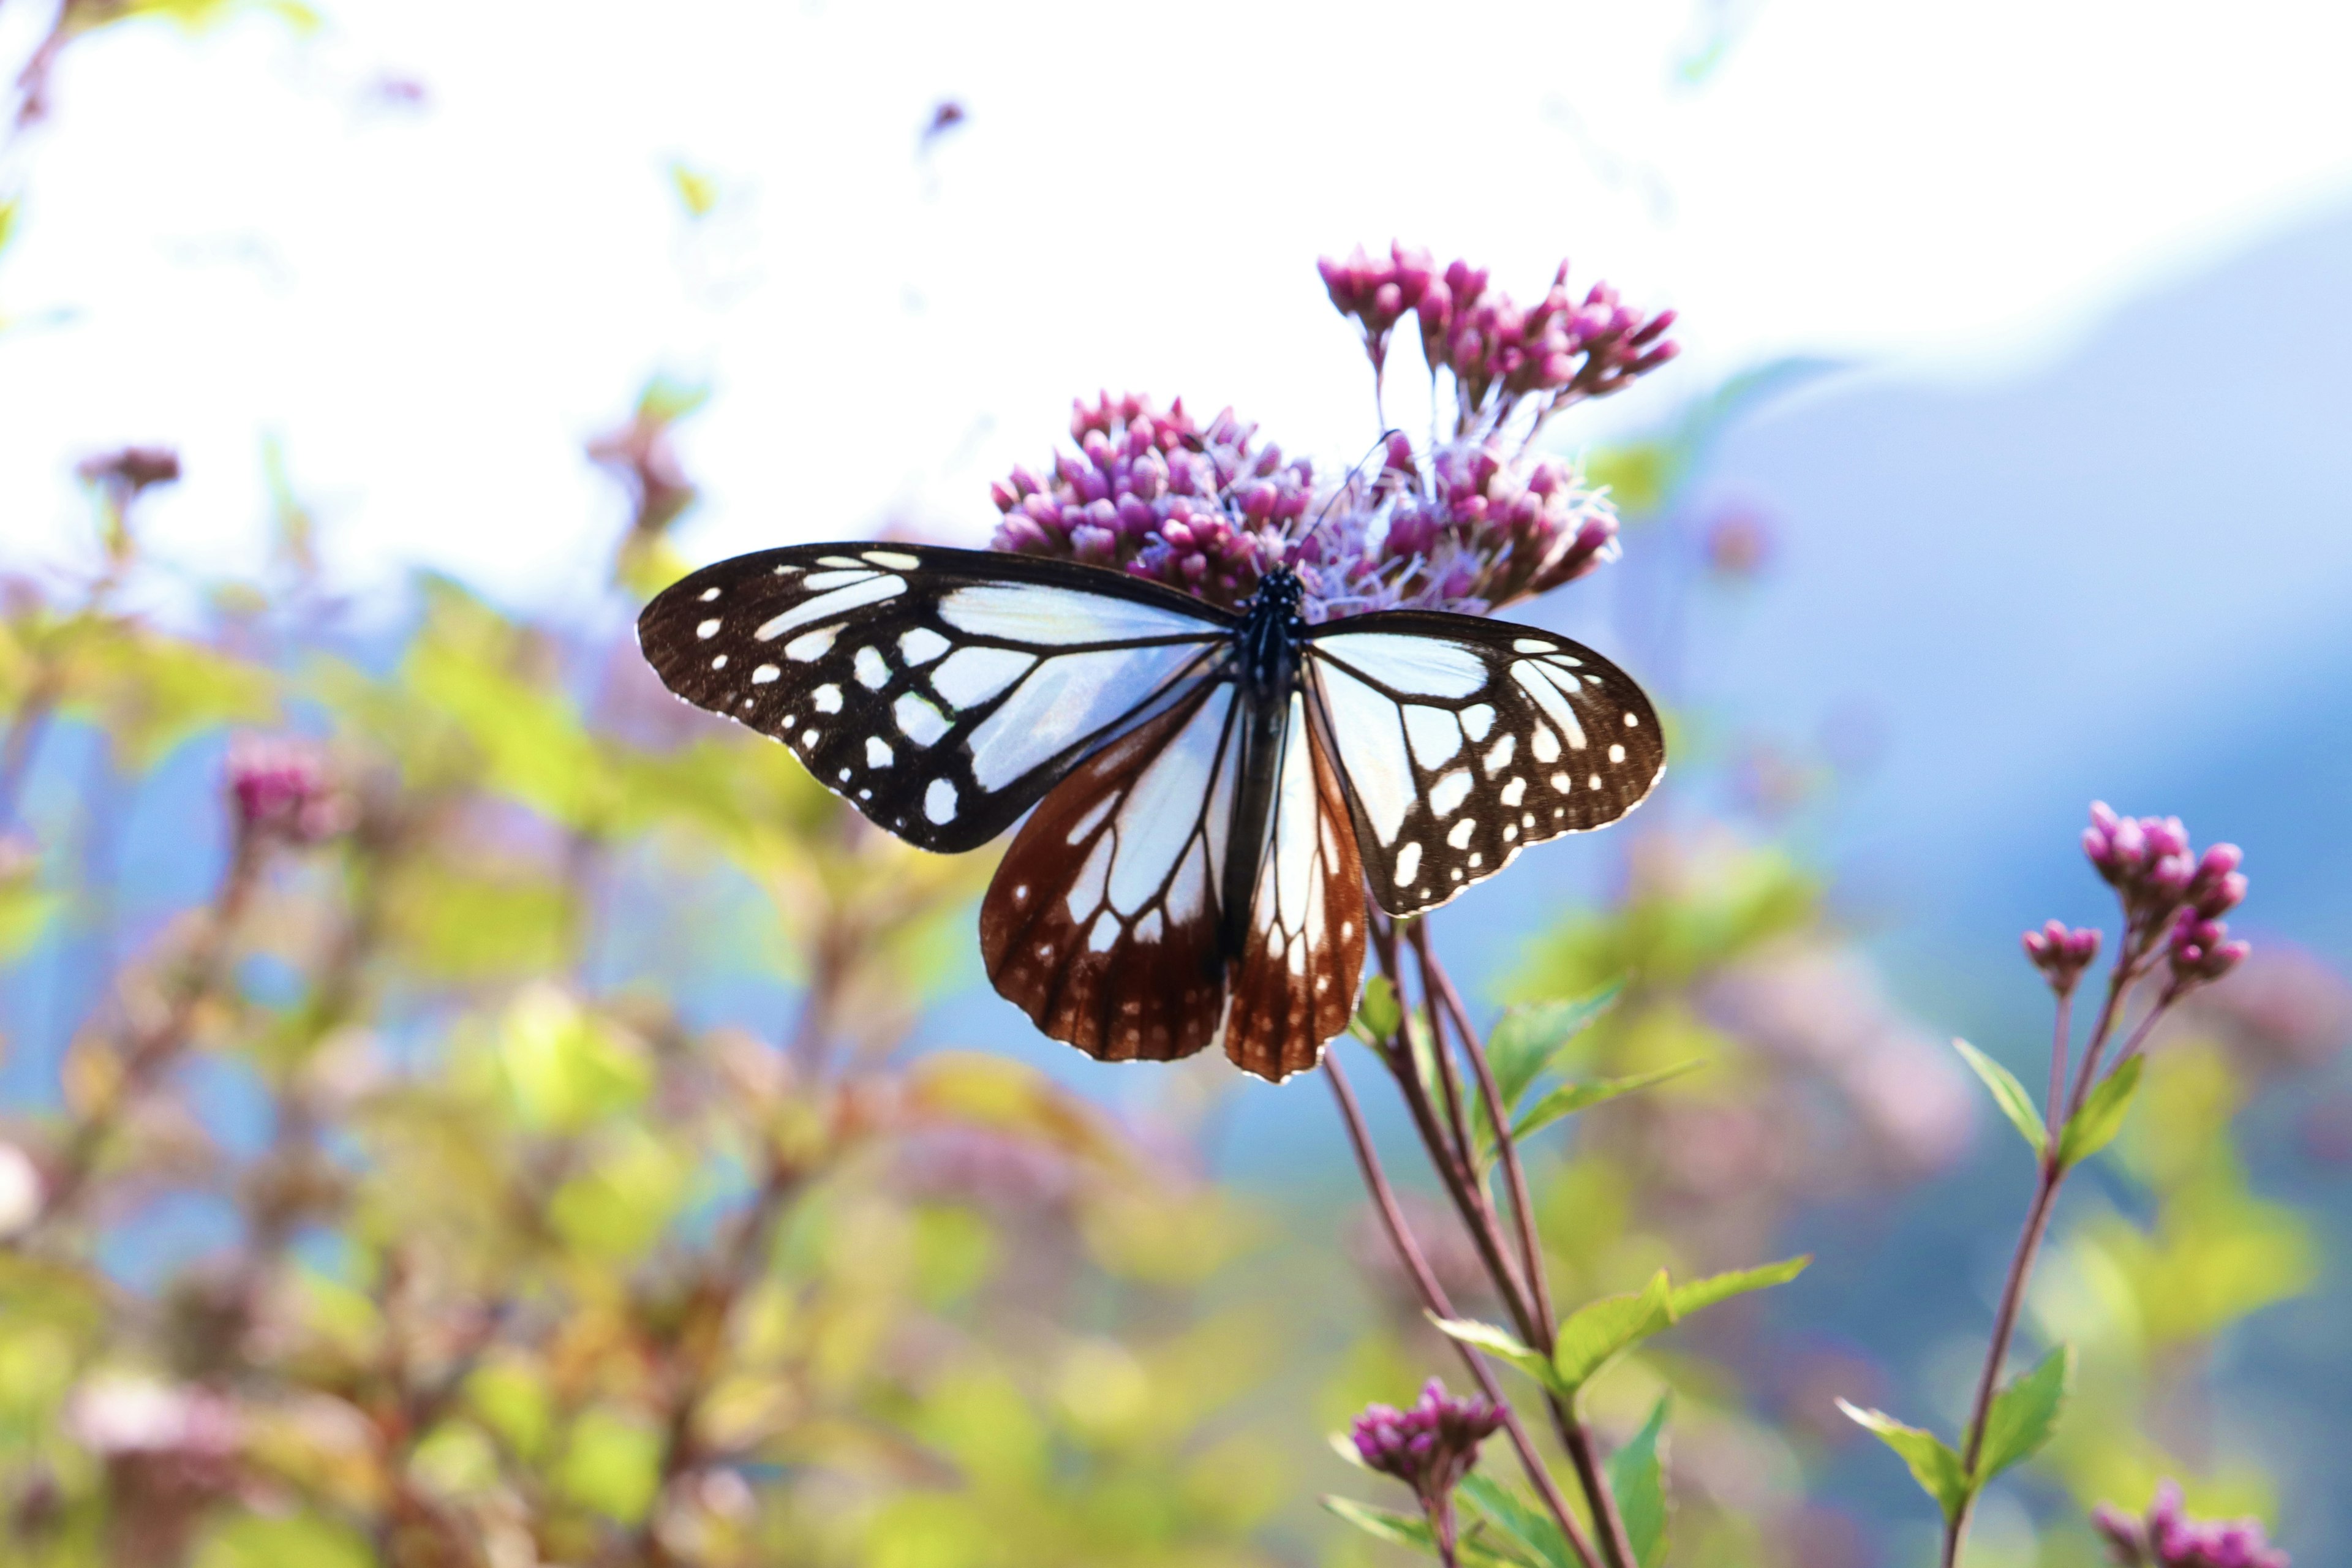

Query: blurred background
(2, 2), (2348, 1565)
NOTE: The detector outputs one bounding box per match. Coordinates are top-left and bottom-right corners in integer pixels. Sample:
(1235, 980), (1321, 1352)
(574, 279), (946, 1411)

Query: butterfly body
(639, 543), (1662, 1082)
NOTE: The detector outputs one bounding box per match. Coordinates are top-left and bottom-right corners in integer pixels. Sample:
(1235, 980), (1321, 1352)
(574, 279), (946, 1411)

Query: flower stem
(1325, 1055), (1602, 1568)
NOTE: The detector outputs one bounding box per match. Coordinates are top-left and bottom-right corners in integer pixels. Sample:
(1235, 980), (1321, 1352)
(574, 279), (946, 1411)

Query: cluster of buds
(1349, 1378), (1502, 1508)
(2082, 804), (2248, 991)
(2094, 1482), (2288, 1568)
(994, 246), (1673, 622)
(990, 393), (1314, 613)
(2022, 921), (2101, 997)
(1318, 243), (1677, 437)
(225, 736), (347, 847)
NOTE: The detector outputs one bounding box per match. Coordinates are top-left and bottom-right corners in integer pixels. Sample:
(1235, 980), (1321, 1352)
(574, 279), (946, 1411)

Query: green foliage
(1836, 1400), (1970, 1523)
(1954, 1038), (2047, 1159)
(2057, 1057), (2143, 1169)
(1976, 1344), (2074, 1483)
(1604, 1394), (1673, 1568)
(1459, 1472), (1580, 1568)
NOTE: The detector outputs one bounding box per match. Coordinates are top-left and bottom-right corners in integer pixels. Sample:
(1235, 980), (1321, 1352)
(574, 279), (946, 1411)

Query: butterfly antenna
(1288, 429), (1406, 565)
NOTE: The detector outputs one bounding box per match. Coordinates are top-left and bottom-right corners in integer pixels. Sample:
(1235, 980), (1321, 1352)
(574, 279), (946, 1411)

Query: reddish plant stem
(2042, 991), (2073, 1145)
(1365, 917), (1637, 1568)
(1944, 949), (2188, 1568)
(1325, 1055), (1600, 1568)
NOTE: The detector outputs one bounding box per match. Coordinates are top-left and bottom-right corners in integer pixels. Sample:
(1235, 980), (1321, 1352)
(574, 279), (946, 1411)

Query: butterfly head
(1248, 567), (1306, 618)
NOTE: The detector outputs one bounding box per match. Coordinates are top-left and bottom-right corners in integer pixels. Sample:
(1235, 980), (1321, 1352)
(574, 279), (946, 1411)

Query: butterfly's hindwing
(1224, 694), (1368, 1082)
(638, 544), (1232, 852)
(979, 682), (1242, 1063)
(1307, 611), (1664, 916)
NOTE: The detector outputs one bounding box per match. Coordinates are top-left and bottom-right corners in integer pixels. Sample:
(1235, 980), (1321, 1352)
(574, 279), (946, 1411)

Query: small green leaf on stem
(1552, 1270), (1675, 1392)
(1487, 985), (1623, 1109)
(1667, 1255), (1810, 1318)
(1428, 1314), (1567, 1396)
(1354, 975), (1403, 1043)
(1836, 1400), (1969, 1523)
(1973, 1344), (2073, 1483)
(2057, 1058), (2144, 1169)
(1953, 1039), (2046, 1158)
(1501, 1062), (1700, 1155)
(1458, 1472), (1578, 1568)
(1322, 1497), (1539, 1568)
(1602, 1394), (1672, 1568)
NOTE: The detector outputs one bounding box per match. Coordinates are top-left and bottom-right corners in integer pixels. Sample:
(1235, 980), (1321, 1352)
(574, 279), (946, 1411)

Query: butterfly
(638, 544), (1663, 1082)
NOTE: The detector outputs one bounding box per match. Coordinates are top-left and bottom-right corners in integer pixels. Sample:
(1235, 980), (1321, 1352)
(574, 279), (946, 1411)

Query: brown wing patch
(1223, 698), (1367, 1083)
(979, 686), (1238, 1065)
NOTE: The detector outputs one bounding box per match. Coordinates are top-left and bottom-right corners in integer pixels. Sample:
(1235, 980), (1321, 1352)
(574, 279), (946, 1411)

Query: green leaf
(191, 1512), (372, 1568)
(1506, 1062), (1700, 1148)
(556, 1406), (663, 1524)
(1428, 1314), (1568, 1397)
(1974, 1344), (2073, 1483)
(2057, 1058), (2144, 1169)
(1553, 1270), (1675, 1393)
(1953, 1039), (2046, 1158)
(1668, 1255), (1810, 1318)
(1458, 1472), (1577, 1568)
(1487, 986), (1622, 1109)
(1321, 1496), (1537, 1568)
(1836, 1400), (1970, 1523)
(1353, 974), (1402, 1043)
(1602, 1395), (1671, 1568)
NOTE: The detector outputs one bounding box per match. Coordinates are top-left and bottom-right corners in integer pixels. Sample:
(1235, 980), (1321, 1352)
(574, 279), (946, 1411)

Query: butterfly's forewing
(638, 544), (1231, 852)
(1307, 611), (1664, 916)
(980, 683), (1242, 1064)
(1223, 694), (1368, 1082)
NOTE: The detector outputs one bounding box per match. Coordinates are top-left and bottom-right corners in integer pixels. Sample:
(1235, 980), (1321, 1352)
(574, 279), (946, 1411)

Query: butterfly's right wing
(638, 543), (1233, 853)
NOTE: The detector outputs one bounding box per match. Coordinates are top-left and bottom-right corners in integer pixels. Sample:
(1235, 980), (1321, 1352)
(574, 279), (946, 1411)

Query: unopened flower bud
(2023, 920), (2101, 996)
(1349, 1379), (1501, 1507)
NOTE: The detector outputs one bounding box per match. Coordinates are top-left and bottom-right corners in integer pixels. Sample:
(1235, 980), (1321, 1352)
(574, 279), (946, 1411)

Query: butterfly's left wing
(638, 543), (1233, 853)
(1306, 610), (1664, 916)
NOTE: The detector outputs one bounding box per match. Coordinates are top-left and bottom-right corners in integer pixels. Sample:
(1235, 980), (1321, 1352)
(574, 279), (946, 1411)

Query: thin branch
(1325, 1055), (1600, 1568)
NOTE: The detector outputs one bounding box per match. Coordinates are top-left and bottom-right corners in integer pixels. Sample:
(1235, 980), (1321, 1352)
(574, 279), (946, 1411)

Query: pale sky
(4, 0), (2351, 612)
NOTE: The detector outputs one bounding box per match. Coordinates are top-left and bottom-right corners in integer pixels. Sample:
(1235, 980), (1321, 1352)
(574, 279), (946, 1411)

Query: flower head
(993, 245), (1675, 622)
(225, 736), (347, 846)
(2082, 805), (2249, 992)
(2022, 921), (2101, 997)
(2094, 1482), (2287, 1568)
(1349, 1378), (1502, 1507)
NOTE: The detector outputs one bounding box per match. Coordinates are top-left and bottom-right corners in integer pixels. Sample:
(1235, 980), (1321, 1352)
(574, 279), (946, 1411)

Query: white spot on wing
(812, 685), (843, 714)
(1483, 734), (1516, 772)
(866, 736), (894, 768)
(1624, 712), (1641, 727)
(931, 646), (1038, 709)
(1317, 664), (1414, 846)
(753, 664), (780, 684)
(1501, 777), (1527, 807)
(864, 549), (922, 569)
(1065, 830), (1114, 918)
(1087, 909), (1121, 952)
(1393, 842), (1423, 886)
(1609, 744), (1626, 763)
(1447, 818), (1476, 848)
(1461, 704), (1497, 742)
(1314, 632), (1488, 698)
(698, 586), (722, 602)
(1066, 794), (1117, 845)
(924, 777), (959, 824)
(938, 583), (1217, 644)
(710, 655), (728, 669)
(1531, 725), (1562, 763)
(784, 627), (836, 662)
(853, 646), (891, 690)
(1512, 638), (1551, 653)
(756, 575), (905, 641)
(696, 619), (720, 639)
(899, 627), (950, 666)
(1403, 704), (1464, 769)
(1512, 661), (1589, 750)
(1428, 769), (1473, 818)
(1134, 909), (1164, 943)
(894, 692), (951, 745)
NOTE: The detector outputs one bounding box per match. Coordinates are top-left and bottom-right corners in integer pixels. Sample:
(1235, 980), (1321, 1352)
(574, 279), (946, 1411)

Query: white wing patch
(939, 583), (1214, 646)
(1313, 631), (1488, 698)
(1315, 663), (1414, 846)
(966, 641), (1207, 790)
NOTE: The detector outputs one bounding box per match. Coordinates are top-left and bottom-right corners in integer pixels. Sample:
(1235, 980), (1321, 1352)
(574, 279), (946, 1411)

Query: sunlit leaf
(1503, 1061), (1700, 1154)
(1552, 1270), (1675, 1393)
(1460, 1471), (1577, 1568)
(1975, 1344), (2073, 1483)
(555, 1406), (662, 1524)
(191, 1512), (371, 1568)
(494, 986), (649, 1133)
(1427, 1314), (1566, 1396)
(1667, 1255), (1810, 1318)
(1603, 1393), (1671, 1568)
(1954, 1039), (2046, 1158)
(1354, 974), (1402, 1042)
(2058, 1057), (2143, 1169)
(1837, 1400), (1969, 1522)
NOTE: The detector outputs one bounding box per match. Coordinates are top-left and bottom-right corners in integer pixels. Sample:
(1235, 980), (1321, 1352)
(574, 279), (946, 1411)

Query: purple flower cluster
(225, 736), (347, 846)
(1319, 243), (1678, 435)
(2022, 920), (2101, 997)
(2082, 804), (2248, 995)
(991, 245), (1673, 620)
(2094, 1482), (2288, 1568)
(1349, 1378), (1502, 1506)
(989, 393), (1314, 614)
